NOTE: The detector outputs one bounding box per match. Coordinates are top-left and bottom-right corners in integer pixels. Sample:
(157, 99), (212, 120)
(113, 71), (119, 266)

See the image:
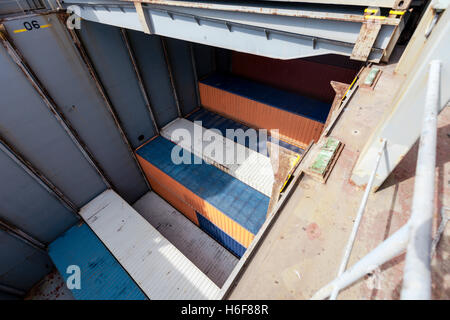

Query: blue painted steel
(187, 108), (303, 154)
(136, 137), (269, 235)
(0, 229), (52, 293)
(78, 20), (157, 148)
(165, 38), (198, 116)
(200, 73), (331, 123)
(49, 223), (147, 300)
(126, 30), (179, 128)
(196, 212), (246, 258)
(193, 44), (216, 79)
(3, 15), (147, 204)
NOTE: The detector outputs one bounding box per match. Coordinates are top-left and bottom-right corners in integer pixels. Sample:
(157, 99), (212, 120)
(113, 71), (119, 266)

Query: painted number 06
(23, 20), (40, 31)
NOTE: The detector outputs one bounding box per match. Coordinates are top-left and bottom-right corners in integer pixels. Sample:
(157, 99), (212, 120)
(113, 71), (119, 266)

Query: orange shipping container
(199, 74), (330, 148)
(135, 136), (270, 249)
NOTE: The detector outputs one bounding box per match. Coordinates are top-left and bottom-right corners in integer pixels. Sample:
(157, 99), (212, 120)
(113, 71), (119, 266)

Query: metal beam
(126, 0), (402, 24)
(350, 6), (449, 189)
(0, 218), (47, 253)
(161, 37), (182, 117)
(189, 43), (201, 108)
(65, 2), (393, 61)
(60, 16), (152, 191)
(120, 27), (159, 134)
(0, 25), (114, 192)
(134, 1), (152, 34)
(0, 134), (77, 213)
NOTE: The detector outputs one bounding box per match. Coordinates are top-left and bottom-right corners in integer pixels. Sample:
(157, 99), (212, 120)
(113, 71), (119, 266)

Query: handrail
(330, 139), (387, 300)
(312, 60), (441, 300)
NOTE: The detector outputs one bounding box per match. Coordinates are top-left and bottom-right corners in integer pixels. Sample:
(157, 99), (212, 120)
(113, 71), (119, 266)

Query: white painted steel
(79, 189), (221, 300)
(161, 118), (274, 197)
(330, 139), (386, 300)
(133, 191), (238, 287)
(401, 60), (441, 300)
(312, 223), (410, 300)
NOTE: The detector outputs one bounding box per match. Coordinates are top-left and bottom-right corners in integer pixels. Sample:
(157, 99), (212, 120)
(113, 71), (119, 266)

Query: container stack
(198, 73), (331, 148)
(136, 136), (270, 257)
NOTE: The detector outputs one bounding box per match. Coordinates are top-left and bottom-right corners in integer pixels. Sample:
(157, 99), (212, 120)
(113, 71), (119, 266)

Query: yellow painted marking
(279, 154), (301, 193)
(364, 8), (379, 13)
(364, 15), (386, 20)
(341, 76), (358, 103)
(13, 24), (51, 34)
(389, 10), (405, 15)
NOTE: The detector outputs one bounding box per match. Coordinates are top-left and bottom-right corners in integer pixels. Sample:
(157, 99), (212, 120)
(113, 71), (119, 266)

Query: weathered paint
(49, 223), (147, 300)
(133, 192), (238, 287)
(164, 37), (199, 116)
(197, 212), (246, 258)
(3, 13), (148, 203)
(231, 52), (359, 104)
(78, 19), (157, 148)
(161, 118), (274, 196)
(136, 136), (269, 248)
(79, 190), (220, 299)
(126, 29), (179, 127)
(0, 229), (52, 293)
(187, 108), (303, 154)
(199, 74), (329, 147)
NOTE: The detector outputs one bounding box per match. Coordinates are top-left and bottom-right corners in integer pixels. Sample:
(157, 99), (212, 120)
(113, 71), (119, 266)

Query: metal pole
(161, 37), (182, 117)
(0, 218), (47, 253)
(401, 60), (441, 300)
(312, 223), (409, 300)
(330, 139), (387, 299)
(0, 26), (113, 192)
(61, 19), (151, 191)
(0, 136), (77, 213)
(120, 28), (159, 135)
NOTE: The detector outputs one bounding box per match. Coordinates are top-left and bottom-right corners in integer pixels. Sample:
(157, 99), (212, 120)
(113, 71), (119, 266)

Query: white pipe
(312, 223), (409, 300)
(329, 139), (387, 300)
(401, 60), (441, 300)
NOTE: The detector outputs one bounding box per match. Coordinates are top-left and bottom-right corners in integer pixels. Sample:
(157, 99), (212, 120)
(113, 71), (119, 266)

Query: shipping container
(187, 108), (304, 155)
(136, 136), (270, 254)
(0, 0), (434, 301)
(50, 190), (221, 300)
(161, 118), (275, 197)
(199, 73), (331, 147)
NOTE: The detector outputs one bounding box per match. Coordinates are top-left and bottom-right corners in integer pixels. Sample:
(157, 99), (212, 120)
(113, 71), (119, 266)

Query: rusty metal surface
(351, 21), (383, 61)
(231, 52), (358, 104)
(126, 0), (402, 25)
(199, 82), (324, 147)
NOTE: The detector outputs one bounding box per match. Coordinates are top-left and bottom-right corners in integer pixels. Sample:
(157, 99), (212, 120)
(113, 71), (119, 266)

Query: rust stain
(305, 222), (321, 240)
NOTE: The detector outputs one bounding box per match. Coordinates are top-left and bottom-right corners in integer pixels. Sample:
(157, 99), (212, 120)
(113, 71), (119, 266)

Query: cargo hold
(136, 136), (270, 256)
(199, 73), (331, 147)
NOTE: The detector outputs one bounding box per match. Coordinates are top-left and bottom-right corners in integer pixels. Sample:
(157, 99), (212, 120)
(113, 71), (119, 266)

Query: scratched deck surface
(228, 62), (450, 300)
(79, 189), (221, 300)
(48, 223), (147, 300)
